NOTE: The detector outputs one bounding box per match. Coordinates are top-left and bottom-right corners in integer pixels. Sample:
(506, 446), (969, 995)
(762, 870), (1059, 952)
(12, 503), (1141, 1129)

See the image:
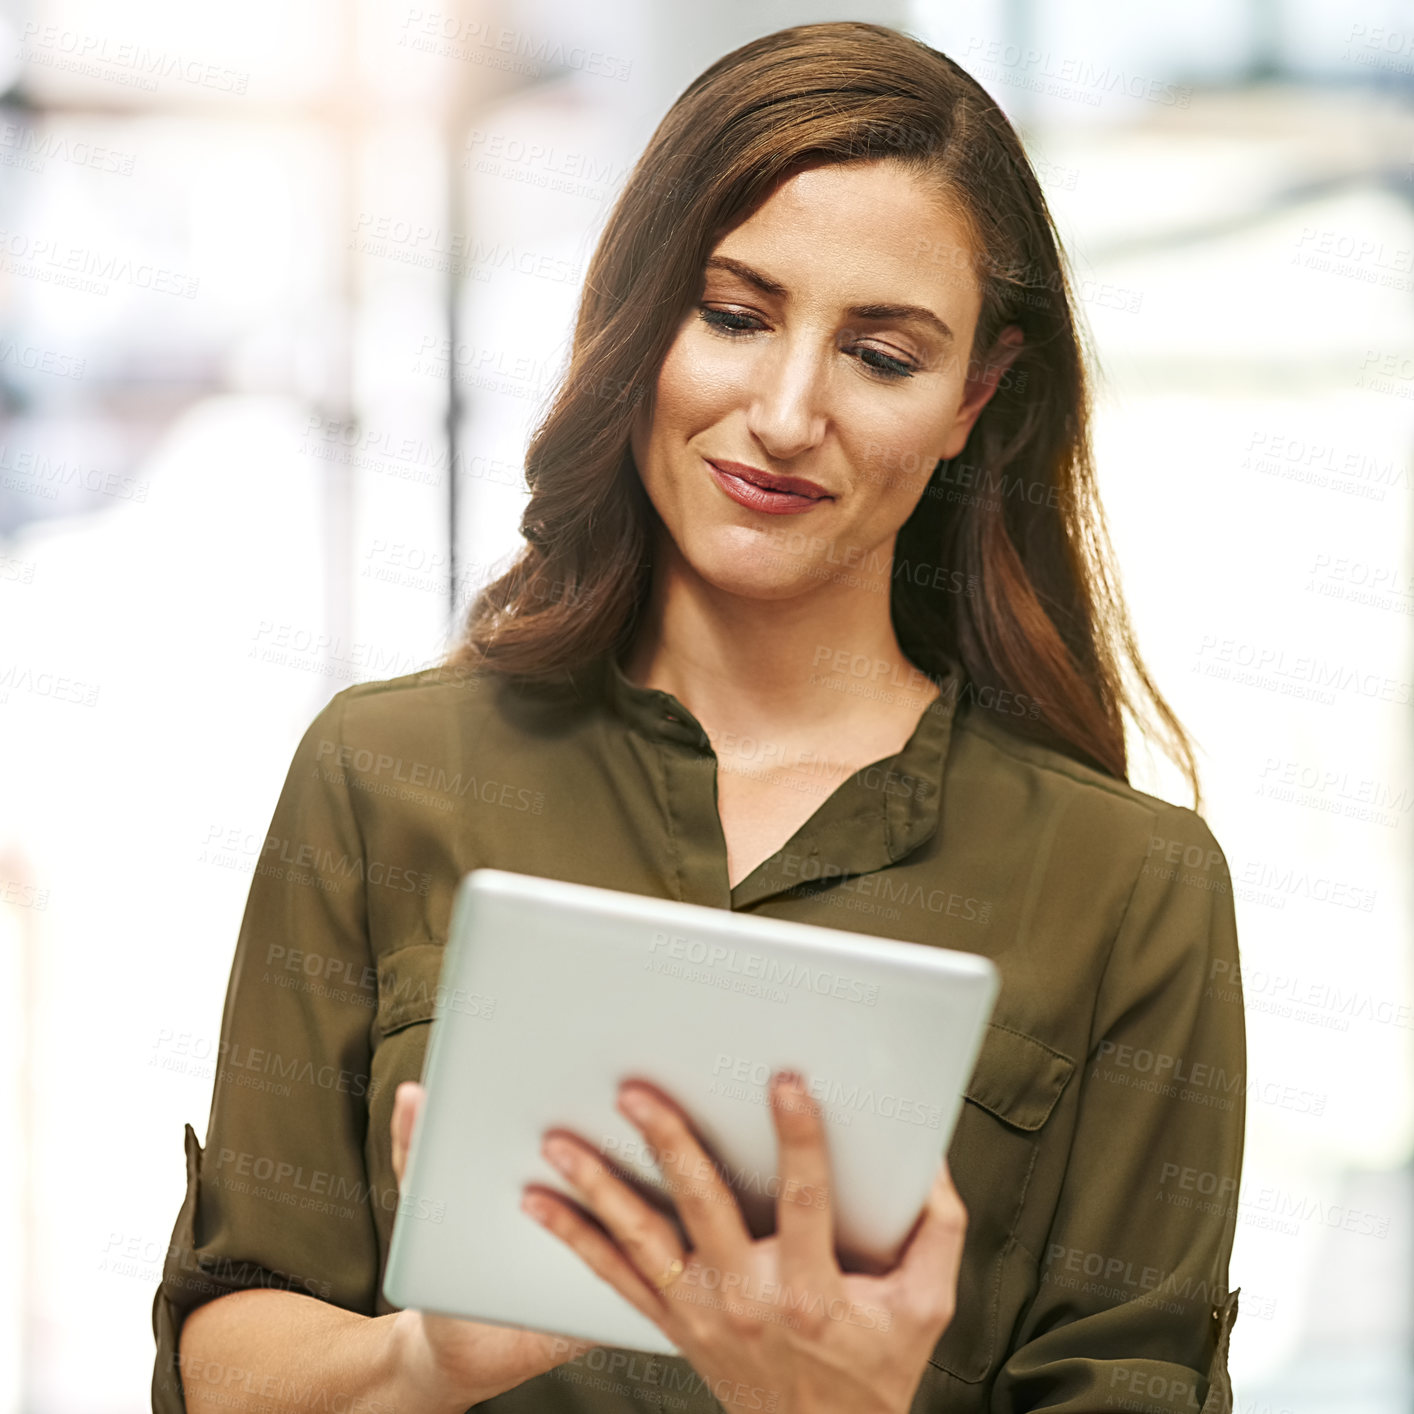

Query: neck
(618, 534), (940, 738)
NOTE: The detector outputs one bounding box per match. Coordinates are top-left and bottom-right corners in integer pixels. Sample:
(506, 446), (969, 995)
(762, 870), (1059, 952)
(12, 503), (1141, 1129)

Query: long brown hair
(443, 20), (1204, 810)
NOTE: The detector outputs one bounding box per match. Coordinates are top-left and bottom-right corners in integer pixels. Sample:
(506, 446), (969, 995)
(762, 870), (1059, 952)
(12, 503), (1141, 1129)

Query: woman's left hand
(521, 1069), (967, 1414)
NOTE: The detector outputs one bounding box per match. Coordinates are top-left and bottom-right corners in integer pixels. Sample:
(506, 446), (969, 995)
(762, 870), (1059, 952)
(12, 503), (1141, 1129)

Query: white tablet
(382, 867), (998, 1356)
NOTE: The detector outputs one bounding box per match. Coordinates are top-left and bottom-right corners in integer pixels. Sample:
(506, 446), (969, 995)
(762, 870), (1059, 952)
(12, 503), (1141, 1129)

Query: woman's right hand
(388, 1081), (601, 1407)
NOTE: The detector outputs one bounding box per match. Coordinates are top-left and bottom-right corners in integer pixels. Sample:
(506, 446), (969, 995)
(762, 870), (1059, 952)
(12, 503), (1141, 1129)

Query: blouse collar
(595, 646), (967, 894)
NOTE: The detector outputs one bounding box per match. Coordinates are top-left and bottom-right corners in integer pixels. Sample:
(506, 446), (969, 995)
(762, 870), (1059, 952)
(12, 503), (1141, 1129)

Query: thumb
(390, 1081), (426, 1188)
(893, 1158), (968, 1312)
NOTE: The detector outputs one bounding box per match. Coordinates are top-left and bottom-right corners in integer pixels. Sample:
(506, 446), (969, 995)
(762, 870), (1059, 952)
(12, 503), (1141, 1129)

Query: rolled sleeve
(991, 804), (1247, 1414)
(151, 690), (381, 1412)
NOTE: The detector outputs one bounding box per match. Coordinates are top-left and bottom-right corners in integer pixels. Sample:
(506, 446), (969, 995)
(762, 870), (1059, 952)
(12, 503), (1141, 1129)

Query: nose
(743, 334), (828, 462)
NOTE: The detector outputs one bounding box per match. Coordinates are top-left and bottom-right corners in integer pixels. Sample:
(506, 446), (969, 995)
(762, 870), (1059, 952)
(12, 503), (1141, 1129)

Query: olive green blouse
(151, 647), (1245, 1414)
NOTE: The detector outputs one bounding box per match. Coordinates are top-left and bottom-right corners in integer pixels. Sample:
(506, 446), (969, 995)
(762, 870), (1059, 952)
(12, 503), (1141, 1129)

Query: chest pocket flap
(963, 1021), (1075, 1130)
(375, 942), (449, 1038)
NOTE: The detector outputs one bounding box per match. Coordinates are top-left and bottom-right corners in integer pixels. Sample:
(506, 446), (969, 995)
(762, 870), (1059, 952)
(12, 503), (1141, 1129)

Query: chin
(685, 538), (814, 600)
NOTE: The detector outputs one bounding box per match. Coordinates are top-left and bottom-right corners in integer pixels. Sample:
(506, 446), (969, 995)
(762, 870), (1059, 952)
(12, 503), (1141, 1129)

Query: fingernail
(522, 1192), (551, 1222)
(774, 1070), (802, 1093)
(619, 1086), (654, 1121)
(544, 1137), (576, 1172)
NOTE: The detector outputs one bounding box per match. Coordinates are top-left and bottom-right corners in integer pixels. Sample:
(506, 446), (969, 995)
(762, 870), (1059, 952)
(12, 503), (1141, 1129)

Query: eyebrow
(703, 255), (955, 345)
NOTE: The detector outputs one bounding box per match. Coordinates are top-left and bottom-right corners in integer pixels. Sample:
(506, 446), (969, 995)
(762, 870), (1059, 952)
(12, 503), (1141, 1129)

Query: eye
(695, 305), (917, 382)
(696, 305), (761, 336)
(855, 347), (915, 381)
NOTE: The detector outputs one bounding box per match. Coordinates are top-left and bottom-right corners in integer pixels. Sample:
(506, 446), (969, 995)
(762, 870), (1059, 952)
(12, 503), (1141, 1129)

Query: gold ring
(653, 1257), (685, 1292)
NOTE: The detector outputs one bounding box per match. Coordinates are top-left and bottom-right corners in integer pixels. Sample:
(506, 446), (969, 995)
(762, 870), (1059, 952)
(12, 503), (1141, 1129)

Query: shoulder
(951, 702), (1230, 869)
(333, 662), (497, 717)
(283, 664), (497, 756)
(311, 661), (596, 757)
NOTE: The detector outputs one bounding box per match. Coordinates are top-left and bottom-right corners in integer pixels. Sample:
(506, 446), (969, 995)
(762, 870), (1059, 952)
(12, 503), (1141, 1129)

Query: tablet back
(382, 867), (998, 1356)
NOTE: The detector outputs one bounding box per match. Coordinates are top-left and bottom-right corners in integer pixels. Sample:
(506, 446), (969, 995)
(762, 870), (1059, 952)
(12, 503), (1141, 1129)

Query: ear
(940, 324), (1024, 459)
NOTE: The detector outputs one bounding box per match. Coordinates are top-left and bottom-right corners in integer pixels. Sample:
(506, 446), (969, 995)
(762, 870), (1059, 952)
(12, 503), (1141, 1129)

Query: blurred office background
(0, 0), (1410, 1409)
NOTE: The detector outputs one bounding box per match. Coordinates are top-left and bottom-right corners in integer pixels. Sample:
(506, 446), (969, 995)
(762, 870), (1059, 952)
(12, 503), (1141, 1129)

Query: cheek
(845, 404), (952, 503)
(655, 329), (744, 429)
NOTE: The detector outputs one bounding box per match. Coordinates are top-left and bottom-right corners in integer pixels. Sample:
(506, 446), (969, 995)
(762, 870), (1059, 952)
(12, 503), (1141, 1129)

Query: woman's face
(629, 158), (1020, 602)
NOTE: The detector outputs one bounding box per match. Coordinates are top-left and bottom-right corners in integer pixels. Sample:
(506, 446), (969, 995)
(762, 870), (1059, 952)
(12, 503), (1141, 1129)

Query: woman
(154, 20), (1245, 1414)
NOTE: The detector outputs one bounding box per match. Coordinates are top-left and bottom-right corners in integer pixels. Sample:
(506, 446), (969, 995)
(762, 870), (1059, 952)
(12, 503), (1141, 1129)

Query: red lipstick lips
(705, 458), (833, 516)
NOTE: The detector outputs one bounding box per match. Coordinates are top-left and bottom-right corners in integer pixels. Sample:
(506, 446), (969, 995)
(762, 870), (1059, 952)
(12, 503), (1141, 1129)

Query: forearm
(177, 1290), (500, 1414)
